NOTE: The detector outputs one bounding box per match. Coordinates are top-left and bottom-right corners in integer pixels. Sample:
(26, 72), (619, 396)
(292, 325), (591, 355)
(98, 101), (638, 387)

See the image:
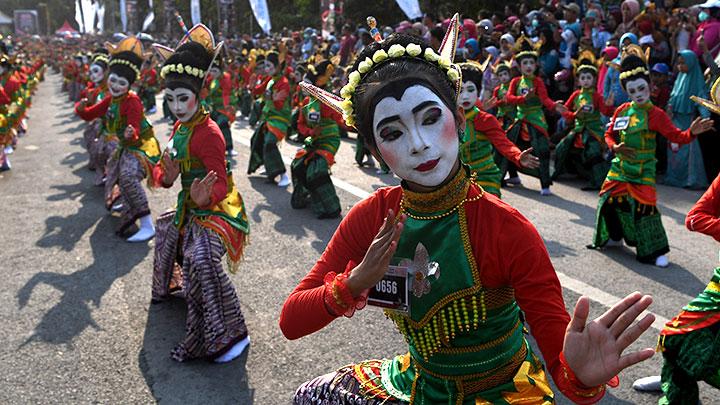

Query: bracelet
(323, 272), (368, 318)
(555, 351), (618, 405)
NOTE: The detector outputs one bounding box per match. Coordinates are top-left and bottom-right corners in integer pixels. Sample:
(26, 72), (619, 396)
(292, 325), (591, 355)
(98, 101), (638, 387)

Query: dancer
(457, 61), (538, 197)
(80, 49), (109, 173)
(501, 36), (567, 196)
(76, 37), (161, 242)
(247, 50), (292, 186)
(553, 51), (614, 190)
(282, 16), (656, 404)
(150, 24), (250, 363)
(204, 57), (237, 156)
(591, 46), (715, 267)
(291, 59), (342, 218)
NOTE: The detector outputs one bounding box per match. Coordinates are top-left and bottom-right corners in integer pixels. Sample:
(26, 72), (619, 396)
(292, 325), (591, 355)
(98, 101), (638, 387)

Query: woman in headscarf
(603, 33), (638, 109)
(499, 33), (515, 61)
(615, 0), (640, 35)
(597, 46), (619, 95)
(664, 50), (710, 189)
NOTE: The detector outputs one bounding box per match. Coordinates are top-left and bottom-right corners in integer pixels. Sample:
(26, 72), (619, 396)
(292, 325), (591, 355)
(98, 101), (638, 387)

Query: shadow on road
(599, 247), (706, 297)
(508, 185), (597, 229)
(138, 295), (254, 403)
(248, 176), (340, 254)
(17, 215), (149, 348)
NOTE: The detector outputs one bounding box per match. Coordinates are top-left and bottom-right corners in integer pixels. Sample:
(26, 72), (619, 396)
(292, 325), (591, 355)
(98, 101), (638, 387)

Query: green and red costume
(247, 74), (291, 179)
(553, 88), (614, 189)
(592, 101), (696, 263)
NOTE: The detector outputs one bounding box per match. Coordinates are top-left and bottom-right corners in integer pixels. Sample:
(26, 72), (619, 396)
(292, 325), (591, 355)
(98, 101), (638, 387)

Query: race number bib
(368, 265), (410, 313)
(613, 117), (630, 131)
(308, 111), (321, 123)
(581, 104), (594, 113)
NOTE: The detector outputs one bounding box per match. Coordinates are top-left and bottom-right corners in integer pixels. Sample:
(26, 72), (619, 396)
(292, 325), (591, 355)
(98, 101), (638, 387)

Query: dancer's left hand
(190, 170), (218, 207)
(563, 292), (655, 388)
(123, 125), (135, 140)
(518, 147), (540, 169)
(690, 117), (714, 135)
(555, 102), (568, 114)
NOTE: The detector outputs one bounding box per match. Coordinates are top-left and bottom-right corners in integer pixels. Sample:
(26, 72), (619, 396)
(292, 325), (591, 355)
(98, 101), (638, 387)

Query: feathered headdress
(298, 13), (462, 128)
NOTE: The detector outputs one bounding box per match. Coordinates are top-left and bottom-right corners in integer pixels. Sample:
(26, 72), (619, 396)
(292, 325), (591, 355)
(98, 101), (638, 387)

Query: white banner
(81, 0), (95, 34)
(142, 0), (154, 31)
(190, 0), (201, 25)
(248, 0), (271, 34)
(96, 1), (106, 33)
(394, 0), (422, 20)
(75, 0), (85, 33)
(120, 0), (127, 32)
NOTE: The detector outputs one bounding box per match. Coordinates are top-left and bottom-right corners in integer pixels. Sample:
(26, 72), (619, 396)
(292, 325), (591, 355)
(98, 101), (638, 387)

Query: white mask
(498, 70), (511, 84)
(520, 58), (536, 76)
(578, 72), (595, 89)
(373, 85), (459, 188)
(89, 64), (105, 84)
(209, 67), (221, 78)
(458, 81), (479, 111)
(165, 87), (199, 122)
(0, 66), (5, 76)
(107, 73), (130, 98)
(625, 77), (650, 104)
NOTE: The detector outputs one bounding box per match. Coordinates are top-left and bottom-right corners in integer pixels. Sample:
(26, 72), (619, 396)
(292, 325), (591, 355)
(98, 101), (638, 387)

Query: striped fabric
(104, 150), (150, 234)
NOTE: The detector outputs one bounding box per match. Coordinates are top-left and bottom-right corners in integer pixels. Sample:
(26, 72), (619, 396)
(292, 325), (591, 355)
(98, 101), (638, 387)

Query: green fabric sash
(684, 268), (720, 312)
(104, 95), (160, 164)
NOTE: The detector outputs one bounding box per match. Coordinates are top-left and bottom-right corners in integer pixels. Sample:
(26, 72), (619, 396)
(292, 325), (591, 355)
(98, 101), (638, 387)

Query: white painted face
(372, 85), (459, 187)
(164, 87), (199, 122)
(520, 58), (536, 76)
(498, 70), (511, 84)
(89, 64), (105, 84)
(209, 66), (221, 79)
(458, 81), (479, 111)
(264, 61), (277, 76)
(107, 73), (130, 97)
(624, 77), (650, 104)
(578, 72), (595, 89)
(0, 66), (5, 76)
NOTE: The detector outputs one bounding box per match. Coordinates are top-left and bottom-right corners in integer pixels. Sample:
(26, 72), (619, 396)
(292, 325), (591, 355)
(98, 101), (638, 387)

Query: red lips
(414, 158), (440, 172)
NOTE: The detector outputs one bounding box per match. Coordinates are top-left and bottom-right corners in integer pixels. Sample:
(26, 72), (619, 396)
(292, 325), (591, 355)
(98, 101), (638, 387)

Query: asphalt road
(1, 74), (718, 404)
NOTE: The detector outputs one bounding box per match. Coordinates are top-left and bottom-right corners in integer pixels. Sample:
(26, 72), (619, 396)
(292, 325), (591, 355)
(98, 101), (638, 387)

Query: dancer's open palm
(190, 170), (218, 207)
(563, 292), (656, 387)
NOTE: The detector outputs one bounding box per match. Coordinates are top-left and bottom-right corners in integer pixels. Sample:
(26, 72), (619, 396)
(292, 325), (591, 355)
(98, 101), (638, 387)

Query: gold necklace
(400, 175), (485, 221)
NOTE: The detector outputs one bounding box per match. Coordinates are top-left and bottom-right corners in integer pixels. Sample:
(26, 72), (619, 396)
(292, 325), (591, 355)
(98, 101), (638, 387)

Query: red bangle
(555, 351), (618, 405)
(323, 272), (367, 318)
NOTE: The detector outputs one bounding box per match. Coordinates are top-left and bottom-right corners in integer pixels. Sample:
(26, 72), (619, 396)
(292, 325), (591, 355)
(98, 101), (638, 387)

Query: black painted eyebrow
(375, 100), (440, 131)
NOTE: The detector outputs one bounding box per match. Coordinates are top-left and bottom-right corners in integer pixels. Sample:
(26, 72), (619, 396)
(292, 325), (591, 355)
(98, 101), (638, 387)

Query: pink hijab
(597, 46), (619, 94)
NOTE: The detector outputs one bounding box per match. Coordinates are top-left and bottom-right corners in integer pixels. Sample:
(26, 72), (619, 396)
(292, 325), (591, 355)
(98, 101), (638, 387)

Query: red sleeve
(190, 119), (228, 207)
(0, 87), (10, 105)
(272, 78), (290, 110)
(279, 189), (391, 340)
(535, 77), (558, 111)
(119, 94), (144, 141)
(594, 91), (615, 117)
(322, 100), (343, 123)
(75, 95), (111, 121)
(563, 90), (579, 121)
(686, 172), (720, 241)
(221, 73), (233, 107)
(475, 111), (522, 165)
(604, 104), (627, 150)
(296, 97), (312, 137)
(252, 76), (271, 96)
(648, 106), (695, 144)
(504, 77), (525, 105)
(149, 69), (157, 85)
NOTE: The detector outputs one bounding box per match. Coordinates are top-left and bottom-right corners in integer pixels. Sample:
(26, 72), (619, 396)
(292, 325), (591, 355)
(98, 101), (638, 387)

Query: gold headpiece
(573, 50), (599, 75)
(618, 44), (650, 80)
(151, 24), (223, 83)
(299, 13), (462, 128)
(513, 35), (540, 60)
(691, 76), (720, 115)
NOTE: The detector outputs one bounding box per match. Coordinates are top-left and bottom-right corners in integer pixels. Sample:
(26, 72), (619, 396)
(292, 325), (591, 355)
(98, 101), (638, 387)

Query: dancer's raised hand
(190, 170), (218, 207)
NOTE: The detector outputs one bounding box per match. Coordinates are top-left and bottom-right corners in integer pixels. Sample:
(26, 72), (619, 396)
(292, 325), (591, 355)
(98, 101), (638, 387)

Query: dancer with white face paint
(284, 16), (657, 405)
(591, 47), (716, 268)
(150, 25), (250, 364)
(456, 61), (538, 197)
(553, 51), (615, 191)
(502, 36), (568, 196)
(76, 37), (161, 242)
(78, 49), (109, 178)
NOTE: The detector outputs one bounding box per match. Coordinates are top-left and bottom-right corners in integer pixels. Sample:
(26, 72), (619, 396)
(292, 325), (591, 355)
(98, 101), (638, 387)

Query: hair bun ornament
(299, 13), (463, 129)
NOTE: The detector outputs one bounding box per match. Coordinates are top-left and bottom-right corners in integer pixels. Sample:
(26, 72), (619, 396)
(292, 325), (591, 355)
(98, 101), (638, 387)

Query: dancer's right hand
(612, 142), (636, 159)
(162, 151), (180, 185)
(347, 209), (406, 297)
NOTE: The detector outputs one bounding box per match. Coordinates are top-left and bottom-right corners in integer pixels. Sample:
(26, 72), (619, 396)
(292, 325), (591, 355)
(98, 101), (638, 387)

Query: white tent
(0, 11), (13, 25)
